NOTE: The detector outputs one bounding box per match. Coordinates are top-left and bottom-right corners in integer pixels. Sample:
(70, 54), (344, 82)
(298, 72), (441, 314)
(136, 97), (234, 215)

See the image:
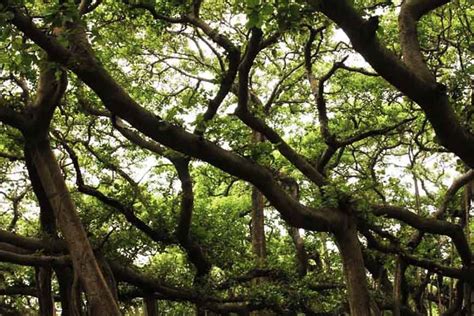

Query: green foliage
(0, 0), (472, 313)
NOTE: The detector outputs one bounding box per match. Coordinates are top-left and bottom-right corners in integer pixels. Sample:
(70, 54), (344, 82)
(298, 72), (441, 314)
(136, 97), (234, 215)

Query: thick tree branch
(372, 205), (472, 266)
(0, 229), (65, 253)
(1, 10), (339, 231)
(194, 49), (240, 135)
(0, 286), (38, 297)
(0, 249), (69, 267)
(308, 0), (474, 169)
(174, 158), (211, 277)
(399, 0), (450, 83)
(360, 228), (471, 281)
(27, 62), (67, 136)
(124, 0), (185, 23)
(0, 103), (26, 130)
(0, 151), (23, 161)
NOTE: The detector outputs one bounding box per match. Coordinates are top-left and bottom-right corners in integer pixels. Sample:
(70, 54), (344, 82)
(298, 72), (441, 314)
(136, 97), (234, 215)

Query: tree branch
(309, 0), (474, 169)
(3, 2), (342, 232)
(372, 205), (472, 266)
(398, 0), (450, 83)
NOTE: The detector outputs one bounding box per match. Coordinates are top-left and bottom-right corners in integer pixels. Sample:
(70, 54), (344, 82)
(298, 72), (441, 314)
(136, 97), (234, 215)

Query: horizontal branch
(0, 249), (69, 267)
(0, 286), (37, 297)
(360, 227), (471, 281)
(0, 229), (65, 253)
(0, 103), (26, 130)
(0, 151), (24, 161)
(372, 205), (472, 266)
(438, 169), (474, 216)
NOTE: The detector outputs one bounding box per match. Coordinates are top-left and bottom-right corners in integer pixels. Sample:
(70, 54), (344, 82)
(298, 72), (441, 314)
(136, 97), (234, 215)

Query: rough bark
(393, 257), (407, 316)
(251, 186), (266, 266)
(35, 266), (56, 316)
(55, 266), (82, 316)
(334, 218), (372, 316)
(8, 58), (121, 315)
(25, 145), (59, 316)
(289, 227), (309, 277)
(26, 138), (120, 315)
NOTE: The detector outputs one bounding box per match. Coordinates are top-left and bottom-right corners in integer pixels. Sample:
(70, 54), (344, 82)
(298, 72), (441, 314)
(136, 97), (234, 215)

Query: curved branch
(311, 0), (474, 169)
(0, 151), (23, 161)
(174, 158), (212, 277)
(360, 227), (471, 281)
(0, 103), (26, 130)
(372, 205), (472, 265)
(3, 7), (339, 231)
(438, 169), (474, 216)
(61, 140), (174, 245)
(0, 229), (65, 253)
(398, 0), (450, 83)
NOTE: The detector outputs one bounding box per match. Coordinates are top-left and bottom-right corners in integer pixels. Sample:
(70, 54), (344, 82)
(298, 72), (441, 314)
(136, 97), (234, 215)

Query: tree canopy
(0, 0), (473, 315)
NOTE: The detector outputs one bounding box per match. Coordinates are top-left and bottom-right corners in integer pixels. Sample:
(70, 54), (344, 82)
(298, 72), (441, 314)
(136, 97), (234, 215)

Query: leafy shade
(0, 0), (472, 315)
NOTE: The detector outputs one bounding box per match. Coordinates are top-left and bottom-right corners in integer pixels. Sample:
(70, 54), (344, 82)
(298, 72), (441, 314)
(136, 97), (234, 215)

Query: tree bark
(144, 296), (158, 316)
(55, 266), (82, 316)
(96, 253), (119, 302)
(393, 257), (407, 316)
(35, 266), (55, 316)
(289, 227), (308, 277)
(26, 138), (120, 315)
(251, 186), (266, 266)
(334, 218), (372, 316)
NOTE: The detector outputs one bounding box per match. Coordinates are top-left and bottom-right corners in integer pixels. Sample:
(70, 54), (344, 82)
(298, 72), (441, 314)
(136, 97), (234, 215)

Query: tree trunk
(251, 127), (267, 267)
(289, 227), (308, 277)
(55, 266), (82, 316)
(144, 296), (158, 316)
(26, 138), (120, 315)
(287, 181), (309, 276)
(334, 218), (372, 316)
(26, 146), (62, 316)
(251, 186), (266, 266)
(35, 266), (55, 316)
(393, 257), (406, 316)
(196, 306), (206, 316)
(462, 174), (473, 314)
(464, 283), (473, 316)
(96, 253), (119, 301)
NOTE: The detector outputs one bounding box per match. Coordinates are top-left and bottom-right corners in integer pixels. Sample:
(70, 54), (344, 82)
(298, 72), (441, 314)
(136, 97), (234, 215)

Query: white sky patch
(333, 28), (350, 44)
(333, 28), (373, 68)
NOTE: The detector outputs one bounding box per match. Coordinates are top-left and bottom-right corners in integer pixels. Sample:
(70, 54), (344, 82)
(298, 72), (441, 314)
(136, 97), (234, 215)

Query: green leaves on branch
(243, 0), (303, 30)
(244, 0), (274, 29)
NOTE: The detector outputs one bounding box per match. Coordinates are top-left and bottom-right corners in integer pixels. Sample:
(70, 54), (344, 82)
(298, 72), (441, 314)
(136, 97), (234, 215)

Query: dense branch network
(0, 0), (472, 315)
